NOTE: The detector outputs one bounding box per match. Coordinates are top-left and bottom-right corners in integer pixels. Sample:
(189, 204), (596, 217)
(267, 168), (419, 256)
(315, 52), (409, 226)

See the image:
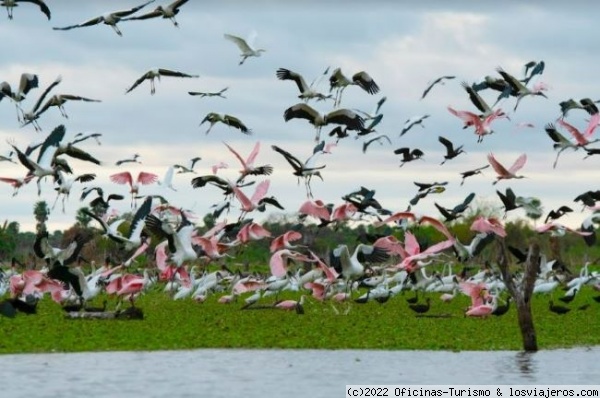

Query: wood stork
(421, 75), (455, 99)
(35, 93), (101, 119)
(394, 147), (424, 167)
(283, 103), (364, 142)
(1, 0), (50, 20)
(122, 0), (189, 27)
(200, 113), (251, 135)
(52, 170), (96, 213)
(328, 67), (379, 107)
(224, 32), (266, 65)
(109, 171), (158, 207)
(271, 144), (326, 198)
(188, 87), (228, 98)
(52, 1), (155, 36)
(20, 75), (61, 131)
(362, 134), (392, 154)
(459, 164), (489, 186)
(145, 210), (197, 267)
(126, 68), (198, 95)
(487, 152), (527, 185)
(330, 243), (389, 288)
(173, 157), (201, 174)
(438, 136), (465, 165)
(276, 68), (332, 102)
(496, 67), (548, 111)
(115, 153), (141, 166)
(0, 73), (38, 123)
(400, 114), (429, 136)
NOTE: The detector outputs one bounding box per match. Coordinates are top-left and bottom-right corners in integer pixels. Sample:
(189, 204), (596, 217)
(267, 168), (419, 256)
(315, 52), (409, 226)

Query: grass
(1, 287), (599, 354)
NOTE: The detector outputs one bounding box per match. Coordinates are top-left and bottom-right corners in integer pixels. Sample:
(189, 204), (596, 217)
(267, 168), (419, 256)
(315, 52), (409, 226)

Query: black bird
(400, 115), (429, 136)
(434, 192), (475, 222)
(271, 144), (325, 198)
(549, 300), (570, 315)
(0, 296), (38, 318)
(394, 147), (424, 167)
(408, 297), (431, 314)
(421, 75), (455, 100)
(592, 295), (600, 303)
(362, 134), (391, 153)
(414, 181), (448, 192)
(496, 187), (520, 218)
(544, 206), (573, 224)
(574, 190), (600, 208)
(406, 291), (419, 304)
(459, 165), (489, 186)
(438, 136), (465, 165)
(492, 297), (511, 316)
(558, 289), (577, 304)
(409, 186), (445, 206)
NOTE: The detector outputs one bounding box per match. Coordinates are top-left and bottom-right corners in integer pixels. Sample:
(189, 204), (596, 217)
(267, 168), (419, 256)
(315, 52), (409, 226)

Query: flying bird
(173, 157), (201, 174)
(122, 0), (189, 27)
(52, 1), (155, 36)
(224, 32), (266, 65)
(459, 165), (489, 186)
(283, 103), (365, 142)
(394, 147), (424, 167)
(200, 113), (251, 135)
(400, 114), (429, 136)
(276, 68), (332, 102)
(496, 67), (548, 111)
(328, 68), (379, 107)
(35, 93), (101, 119)
(19, 75), (62, 131)
(115, 154), (141, 166)
(487, 153), (527, 185)
(126, 68), (199, 95)
(362, 134), (392, 154)
(1, 0), (50, 20)
(438, 136), (465, 165)
(271, 145), (325, 198)
(109, 171), (159, 207)
(421, 75), (455, 99)
(188, 87), (228, 98)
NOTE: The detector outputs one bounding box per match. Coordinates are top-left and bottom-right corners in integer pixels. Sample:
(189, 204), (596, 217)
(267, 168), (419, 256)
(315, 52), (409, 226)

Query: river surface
(1, 347), (598, 398)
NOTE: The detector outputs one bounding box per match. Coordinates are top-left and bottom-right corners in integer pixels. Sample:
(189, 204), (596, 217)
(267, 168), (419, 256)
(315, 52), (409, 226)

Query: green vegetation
(0, 288), (598, 354)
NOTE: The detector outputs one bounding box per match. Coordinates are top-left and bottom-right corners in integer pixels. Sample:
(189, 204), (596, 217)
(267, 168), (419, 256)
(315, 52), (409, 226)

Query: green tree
(76, 207), (92, 228)
(33, 200), (49, 234)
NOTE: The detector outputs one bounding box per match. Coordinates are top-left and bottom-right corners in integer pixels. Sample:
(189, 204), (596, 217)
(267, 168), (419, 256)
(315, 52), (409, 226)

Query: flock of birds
(1, 1), (600, 321)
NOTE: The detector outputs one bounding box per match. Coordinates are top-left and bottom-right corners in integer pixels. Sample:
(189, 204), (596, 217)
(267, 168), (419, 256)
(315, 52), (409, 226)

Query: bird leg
(59, 105), (69, 119)
(111, 24), (123, 36)
(150, 80), (156, 95)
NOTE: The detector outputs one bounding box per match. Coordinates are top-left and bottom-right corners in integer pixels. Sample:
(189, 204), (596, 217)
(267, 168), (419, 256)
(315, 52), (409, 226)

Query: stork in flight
(329, 68), (379, 107)
(1, 0), (50, 20)
(126, 68), (199, 95)
(20, 75), (62, 131)
(123, 0), (189, 27)
(52, 1), (155, 36)
(188, 87), (228, 98)
(283, 103), (364, 142)
(35, 93), (101, 119)
(421, 75), (455, 100)
(224, 32), (266, 65)
(272, 144), (326, 198)
(200, 113), (251, 135)
(276, 68), (332, 102)
(1, 73), (38, 123)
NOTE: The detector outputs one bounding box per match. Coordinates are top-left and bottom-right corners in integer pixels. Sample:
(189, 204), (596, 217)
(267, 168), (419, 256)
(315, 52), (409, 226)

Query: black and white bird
(438, 136), (465, 165)
(20, 75), (62, 131)
(122, 0), (189, 27)
(115, 154), (141, 166)
(224, 32), (266, 65)
(35, 93), (101, 119)
(200, 113), (251, 135)
(400, 114), (430, 136)
(283, 103), (365, 142)
(330, 243), (388, 286)
(126, 68), (199, 95)
(1, 72), (39, 123)
(145, 210), (197, 267)
(421, 75), (455, 99)
(544, 206), (573, 224)
(188, 87), (228, 98)
(174, 157), (201, 174)
(1, 0), (50, 20)
(52, 170), (96, 213)
(496, 67), (548, 111)
(52, 1), (155, 36)
(271, 144), (326, 198)
(362, 134), (392, 154)
(276, 68), (332, 102)
(459, 165), (489, 186)
(329, 68), (379, 107)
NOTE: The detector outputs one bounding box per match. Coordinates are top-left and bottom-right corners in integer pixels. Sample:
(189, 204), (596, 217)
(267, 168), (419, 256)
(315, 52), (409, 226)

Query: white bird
(1, 0), (50, 20)
(52, 170), (96, 213)
(20, 75), (62, 131)
(146, 211), (197, 267)
(330, 243), (388, 287)
(157, 166), (177, 191)
(123, 0), (189, 27)
(52, 1), (155, 36)
(283, 103), (365, 142)
(126, 68), (199, 95)
(224, 32), (266, 65)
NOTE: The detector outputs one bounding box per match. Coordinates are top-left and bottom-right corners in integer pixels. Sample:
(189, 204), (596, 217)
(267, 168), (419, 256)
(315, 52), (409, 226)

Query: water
(1, 348), (598, 398)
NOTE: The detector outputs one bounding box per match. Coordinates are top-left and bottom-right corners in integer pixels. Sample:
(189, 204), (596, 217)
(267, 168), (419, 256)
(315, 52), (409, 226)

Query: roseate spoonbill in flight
(224, 32), (266, 65)
(283, 103), (365, 142)
(328, 68), (379, 107)
(188, 87), (228, 98)
(125, 68), (199, 95)
(224, 141), (272, 183)
(201, 112), (251, 135)
(487, 152), (527, 185)
(122, 0), (188, 27)
(276, 68), (332, 102)
(52, 1), (155, 36)
(0, 175), (33, 196)
(109, 171), (158, 207)
(470, 216), (506, 238)
(1, 0), (50, 20)
(438, 136), (465, 165)
(447, 106), (506, 143)
(421, 75), (455, 99)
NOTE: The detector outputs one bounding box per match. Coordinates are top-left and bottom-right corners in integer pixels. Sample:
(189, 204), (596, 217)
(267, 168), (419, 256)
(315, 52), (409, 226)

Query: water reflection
(0, 348), (598, 398)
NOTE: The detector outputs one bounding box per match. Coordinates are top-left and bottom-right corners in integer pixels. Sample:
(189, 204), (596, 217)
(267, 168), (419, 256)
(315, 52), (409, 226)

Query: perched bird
(200, 113), (251, 135)
(122, 0), (189, 27)
(408, 298), (431, 314)
(224, 32), (266, 65)
(52, 1), (155, 36)
(1, 0), (50, 20)
(126, 68), (199, 95)
(548, 300), (570, 315)
(421, 75), (455, 99)
(394, 147), (424, 167)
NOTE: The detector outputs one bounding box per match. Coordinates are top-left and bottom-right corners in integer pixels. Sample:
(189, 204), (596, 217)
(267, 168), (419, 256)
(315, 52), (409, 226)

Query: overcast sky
(0, 1), (599, 233)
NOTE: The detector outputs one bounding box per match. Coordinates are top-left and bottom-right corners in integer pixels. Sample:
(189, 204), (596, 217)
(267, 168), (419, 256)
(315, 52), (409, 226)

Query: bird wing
(223, 115), (250, 133)
(276, 68), (308, 93)
(113, 0), (156, 17)
(74, 173), (96, 183)
(60, 95), (101, 102)
(438, 136), (454, 153)
(18, 73), (38, 97)
(487, 153), (510, 176)
(124, 9), (162, 21)
(62, 145), (103, 165)
(271, 145), (303, 173)
(125, 72), (150, 93)
(110, 171), (133, 186)
(461, 81), (491, 114)
(325, 109), (364, 130)
(31, 75), (61, 114)
(284, 103), (320, 123)
(245, 141), (261, 166)
(137, 171), (159, 185)
(224, 34), (252, 52)
(352, 71), (379, 94)
(249, 180), (270, 204)
(53, 15), (104, 30)
(158, 68), (198, 78)
(508, 153), (527, 174)
(21, 0), (51, 20)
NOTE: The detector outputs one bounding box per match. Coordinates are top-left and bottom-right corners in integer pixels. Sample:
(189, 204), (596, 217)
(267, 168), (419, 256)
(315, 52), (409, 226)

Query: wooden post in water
(497, 239), (539, 352)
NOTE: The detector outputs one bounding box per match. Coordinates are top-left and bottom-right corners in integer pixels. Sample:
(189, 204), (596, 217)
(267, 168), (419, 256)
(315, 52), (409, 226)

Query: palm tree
(33, 200), (49, 234)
